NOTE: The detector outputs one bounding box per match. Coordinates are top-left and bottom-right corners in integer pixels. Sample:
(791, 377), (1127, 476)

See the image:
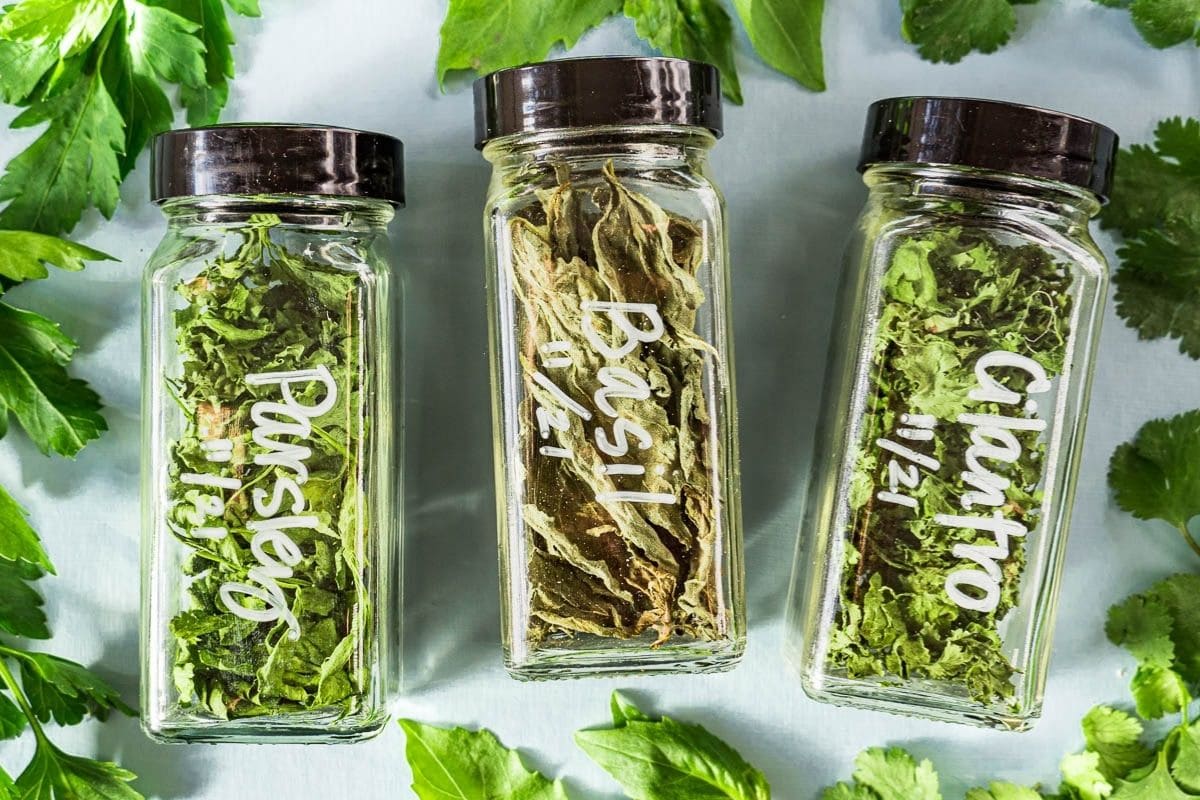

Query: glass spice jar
(785, 98), (1119, 730)
(475, 57), (747, 680)
(141, 124), (402, 742)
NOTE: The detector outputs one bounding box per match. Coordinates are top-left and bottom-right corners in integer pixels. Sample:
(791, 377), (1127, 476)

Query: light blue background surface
(1, 1), (1199, 797)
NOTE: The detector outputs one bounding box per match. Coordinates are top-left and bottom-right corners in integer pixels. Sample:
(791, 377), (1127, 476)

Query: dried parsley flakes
(829, 226), (1073, 705)
(165, 214), (372, 719)
(507, 162), (725, 649)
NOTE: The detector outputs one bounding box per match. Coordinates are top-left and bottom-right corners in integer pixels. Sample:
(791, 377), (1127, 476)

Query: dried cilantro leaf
(829, 226), (1072, 706)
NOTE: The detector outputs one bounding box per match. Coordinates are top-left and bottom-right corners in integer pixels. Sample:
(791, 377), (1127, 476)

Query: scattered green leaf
(732, 0), (824, 91)
(899, 0), (1033, 64)
(0, 231), (113, 283)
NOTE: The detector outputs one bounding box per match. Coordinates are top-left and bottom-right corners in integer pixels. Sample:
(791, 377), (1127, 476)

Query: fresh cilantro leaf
(16, 742), (141, 800)
(964, 783), (1043, 800)
(1106, 593), (1176, 668)
(437, 0), (621, 87)
(0, 303), (106, 457)
(1100, 118), (1200, 356)
(0, 559), (49, 640)
(0, 70), (125, 235)
(1129, 665), (1185, 719)
(1109, 410), (1200, 557)
(899, 0), (1029, 63)
(1174, 724), (1200, 793)
(0, 38), (56, 103)
(0, 231), (113, 283)
(1127, 0), (1200, 48)
(0, 691), (27, 740)
(1111, 751), (1195, 799)
(1143, 574), (1200, 683)
(398, 719), (570, 800)
(0, 483), (51, 573)
(1060, 751), (1115, 800)
(576, 693), (770, 800)
(623, 0), (743, 103)
(0, 0), (117, 57)
(732, 0), (825, 91)
(844, 748), (942, 800)
(1081, 706), (1154, 781)
(15, 651), (133, 726)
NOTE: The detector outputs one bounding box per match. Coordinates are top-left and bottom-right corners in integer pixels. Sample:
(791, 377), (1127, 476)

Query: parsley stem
(0, 653), (46, 742)
(1176, 523), (1200, 560)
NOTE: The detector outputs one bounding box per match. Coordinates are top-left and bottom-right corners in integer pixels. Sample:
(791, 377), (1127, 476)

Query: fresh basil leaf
(0, 303), (106, 458)
(623, 0), (742, 103)
(399, 719), (571, 800)
(576, 694), (769, 800)
(0, 483), (52, 573)
(437, 0), (620, 86)
(732, 0), (825, 91)
(0, 231), (113, 283)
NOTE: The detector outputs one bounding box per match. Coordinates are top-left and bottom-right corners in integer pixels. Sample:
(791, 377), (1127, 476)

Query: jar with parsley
(786, 98), (1118, 730)
(141, 124), (402, 743)
(475, 57), (747, 679)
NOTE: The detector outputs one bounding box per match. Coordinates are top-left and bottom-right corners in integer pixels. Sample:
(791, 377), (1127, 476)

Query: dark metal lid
(152, 124), (405, 205)
(473, 57), (723, 148)
(859, 97), (1119, 200)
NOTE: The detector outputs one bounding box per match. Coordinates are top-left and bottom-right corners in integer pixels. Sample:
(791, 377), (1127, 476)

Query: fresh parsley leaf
(398, 719), (570, 800)
(0, 38), (56, 103)
(576, 693), (770, 800)
(1100, 118), (1200, 357)
(155, 0), (257, 126)
(1109, 409), (1200, 557)
(899, 0), (1031, 63)
(0, 231), (112, 283)
(437, 0), (621, 87)
(0, 0), (117, 57)
(732, 0), (825, 91)
(1174, 724), (1200, 793)
(1111, 751), (1195, 799)
(0, 303), (106, 457)
(16, 742), (141, 800)
(0, 691), (27, 740)
(15, 651), (133, 726)
(1060, 751), (1115, 800)
(125, 0), (205, 87)
(623, 0), (743, 103)
(1081, 706), (1154, 781)
(0, 71), (125, 235)
(0, 484), (51, 573)
(0, 559), (49, 640)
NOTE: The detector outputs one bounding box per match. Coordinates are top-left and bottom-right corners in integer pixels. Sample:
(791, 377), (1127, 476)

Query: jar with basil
(785, 98), (1118, 730)
(141, 124), (401, 742)
(476, 57), (746, 679)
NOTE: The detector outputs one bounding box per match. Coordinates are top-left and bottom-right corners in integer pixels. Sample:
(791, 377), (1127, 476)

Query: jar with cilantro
(786, 98), (1118, 730)
(141, 125), (402, 743)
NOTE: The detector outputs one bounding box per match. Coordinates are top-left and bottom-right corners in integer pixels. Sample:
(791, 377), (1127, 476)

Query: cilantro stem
(1176, 523), (1200, 560)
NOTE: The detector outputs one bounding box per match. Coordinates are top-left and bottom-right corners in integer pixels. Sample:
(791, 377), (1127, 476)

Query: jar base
(142, 709), (391, 744)
(506, 638), (745, 681)
(799, 667), (1039, 732)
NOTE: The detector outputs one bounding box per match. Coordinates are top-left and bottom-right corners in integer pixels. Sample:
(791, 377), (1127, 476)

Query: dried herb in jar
(508, 162), (722, 646)
(828, 226), (1073, 705)
(166, 214), (370, 719)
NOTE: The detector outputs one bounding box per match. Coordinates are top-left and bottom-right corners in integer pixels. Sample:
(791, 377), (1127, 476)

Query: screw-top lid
(859, 97), (1119, 200)
(473, 57), (723, 149)
(152, 124), (405, 205)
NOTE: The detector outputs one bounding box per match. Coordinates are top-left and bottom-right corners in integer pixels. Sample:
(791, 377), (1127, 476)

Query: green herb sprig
(400, 692), (771, 800)
(0, 486), (140, 799)
(1092, 0), (1200, 50)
